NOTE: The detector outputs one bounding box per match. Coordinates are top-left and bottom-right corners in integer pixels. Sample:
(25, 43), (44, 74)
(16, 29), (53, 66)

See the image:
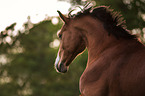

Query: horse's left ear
(57, 10), (69, 24)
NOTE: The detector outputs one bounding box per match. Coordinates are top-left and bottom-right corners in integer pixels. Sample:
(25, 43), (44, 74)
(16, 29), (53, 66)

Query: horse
(54, 6), (145, 96)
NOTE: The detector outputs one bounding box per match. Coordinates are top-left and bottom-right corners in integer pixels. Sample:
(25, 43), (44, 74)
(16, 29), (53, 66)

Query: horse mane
(68, 6), (136, 39)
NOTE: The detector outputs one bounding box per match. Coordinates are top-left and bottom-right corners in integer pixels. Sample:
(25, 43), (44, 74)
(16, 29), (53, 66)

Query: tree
(0, 17), (87, 96)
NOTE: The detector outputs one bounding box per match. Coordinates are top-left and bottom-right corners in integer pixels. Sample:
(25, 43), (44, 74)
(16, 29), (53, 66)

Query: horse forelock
(68, 6), (136, 39)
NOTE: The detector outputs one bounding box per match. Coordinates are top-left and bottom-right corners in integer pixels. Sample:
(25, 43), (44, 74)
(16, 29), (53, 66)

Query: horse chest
(79, 62), (110, 96)
(79, 56), (123, 96)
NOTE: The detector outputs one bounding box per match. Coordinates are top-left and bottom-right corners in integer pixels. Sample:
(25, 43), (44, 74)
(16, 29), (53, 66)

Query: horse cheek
(78, 39), (86, 53)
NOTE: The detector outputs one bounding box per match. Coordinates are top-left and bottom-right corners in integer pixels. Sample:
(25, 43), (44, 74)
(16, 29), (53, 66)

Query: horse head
(54, 11), (86, 73)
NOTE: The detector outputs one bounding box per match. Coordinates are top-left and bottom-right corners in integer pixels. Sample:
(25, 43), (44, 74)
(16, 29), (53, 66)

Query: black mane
(69, 6), (136, 39)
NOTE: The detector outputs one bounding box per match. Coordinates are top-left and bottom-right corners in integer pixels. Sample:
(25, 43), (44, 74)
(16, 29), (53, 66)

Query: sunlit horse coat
(55, 6), (145, 96)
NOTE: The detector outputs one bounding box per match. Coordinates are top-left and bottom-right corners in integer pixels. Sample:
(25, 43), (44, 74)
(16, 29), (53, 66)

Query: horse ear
(57, 10), (69, 24)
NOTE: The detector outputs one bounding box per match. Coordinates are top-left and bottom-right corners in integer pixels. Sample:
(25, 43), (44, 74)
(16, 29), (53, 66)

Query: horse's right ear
(57, 10), (69, 24)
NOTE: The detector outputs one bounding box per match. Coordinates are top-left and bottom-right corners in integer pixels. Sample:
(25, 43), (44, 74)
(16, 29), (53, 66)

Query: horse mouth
(54, 53), (68, 73)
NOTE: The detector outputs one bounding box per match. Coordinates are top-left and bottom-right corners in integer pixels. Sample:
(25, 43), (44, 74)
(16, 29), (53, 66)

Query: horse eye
(58, 34), (62, 39)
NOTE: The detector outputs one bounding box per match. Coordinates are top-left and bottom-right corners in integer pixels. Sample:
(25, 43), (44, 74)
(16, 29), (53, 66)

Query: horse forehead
(61, 25), (73, 33)
(63, 23), (73, 30)
(61, 17), (87, 31)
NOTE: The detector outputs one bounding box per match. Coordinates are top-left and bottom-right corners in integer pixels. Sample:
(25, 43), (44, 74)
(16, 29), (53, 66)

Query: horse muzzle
(54, 52), (68, 73)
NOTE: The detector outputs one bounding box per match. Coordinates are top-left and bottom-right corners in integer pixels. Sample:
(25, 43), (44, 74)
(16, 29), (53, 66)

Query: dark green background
(0, 0), (144, 95)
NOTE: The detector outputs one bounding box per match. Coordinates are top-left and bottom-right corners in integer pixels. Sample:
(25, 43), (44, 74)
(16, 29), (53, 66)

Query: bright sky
(0, 0), (71, 31)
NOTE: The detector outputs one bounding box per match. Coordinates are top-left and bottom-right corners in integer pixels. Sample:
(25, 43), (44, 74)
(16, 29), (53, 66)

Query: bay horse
(54, 6), (145, 96)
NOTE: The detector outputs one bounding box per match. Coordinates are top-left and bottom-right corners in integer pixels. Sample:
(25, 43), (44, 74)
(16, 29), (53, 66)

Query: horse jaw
(54, 52), (68, 73)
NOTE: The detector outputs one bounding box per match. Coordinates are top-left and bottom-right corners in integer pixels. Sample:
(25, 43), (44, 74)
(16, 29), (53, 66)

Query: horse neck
(77, 17), (119, 67)
(86, 33), (117, 66)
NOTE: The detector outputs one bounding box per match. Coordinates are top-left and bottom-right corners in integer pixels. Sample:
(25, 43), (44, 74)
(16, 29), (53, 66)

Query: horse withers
(54, 6), (145, 96)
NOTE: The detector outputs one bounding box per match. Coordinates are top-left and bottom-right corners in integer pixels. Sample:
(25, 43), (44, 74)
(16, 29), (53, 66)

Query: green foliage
(0, 18), (87, 96)
(79, 0), (144, 29)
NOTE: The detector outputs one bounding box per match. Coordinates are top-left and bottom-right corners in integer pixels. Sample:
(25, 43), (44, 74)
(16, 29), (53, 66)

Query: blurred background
(0, 0), (145, 96)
